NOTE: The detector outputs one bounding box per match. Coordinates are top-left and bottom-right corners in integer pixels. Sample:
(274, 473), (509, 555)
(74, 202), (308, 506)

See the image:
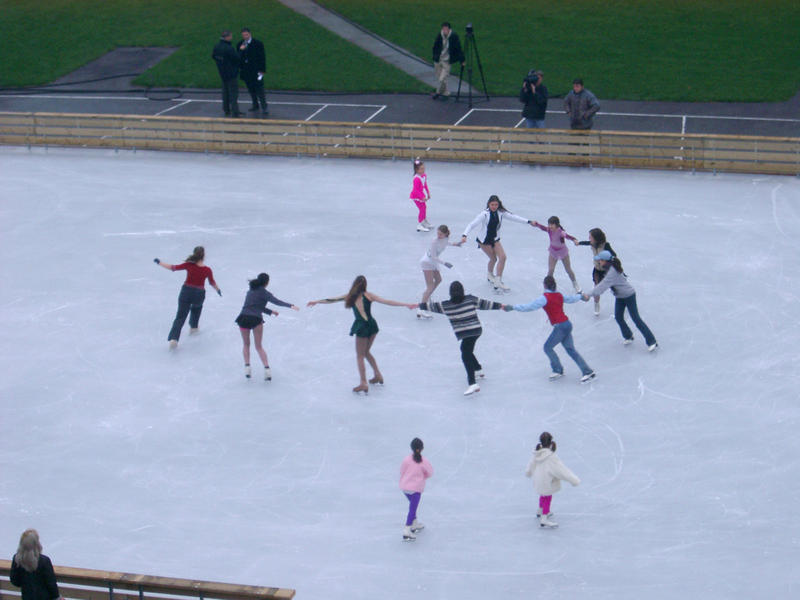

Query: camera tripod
(455, 24), (490, 108)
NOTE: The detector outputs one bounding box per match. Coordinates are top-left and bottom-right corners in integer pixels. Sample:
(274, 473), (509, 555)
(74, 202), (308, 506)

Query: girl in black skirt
(575, 228), (617, 315)
(236, 273), (298, 380)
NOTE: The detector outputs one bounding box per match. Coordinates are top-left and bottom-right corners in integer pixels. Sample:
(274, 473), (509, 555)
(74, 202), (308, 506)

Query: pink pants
(539, 495), (552, 514)
(412, 199), (427, 223)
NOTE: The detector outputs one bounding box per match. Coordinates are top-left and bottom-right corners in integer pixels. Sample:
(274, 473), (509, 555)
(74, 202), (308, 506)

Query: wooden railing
(1, 112), (798, 176)
(0, 560), (294, 600)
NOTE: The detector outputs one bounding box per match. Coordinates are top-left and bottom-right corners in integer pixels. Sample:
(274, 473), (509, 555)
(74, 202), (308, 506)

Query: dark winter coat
(238, 37), (266, 82)
(10, 555), (60, 600)
(519, 82), (549, 120)
(432, 32), (464, 64)
(211, 38), (239, 81)
(564, 88), (600, 130)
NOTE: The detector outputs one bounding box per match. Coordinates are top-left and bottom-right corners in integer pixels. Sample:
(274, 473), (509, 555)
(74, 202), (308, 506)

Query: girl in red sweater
(154, 246), (221, 349)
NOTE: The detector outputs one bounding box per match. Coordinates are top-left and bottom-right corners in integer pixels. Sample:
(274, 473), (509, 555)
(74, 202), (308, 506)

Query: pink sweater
(409, 174), (430, 200)
(399, 455), (434, 492)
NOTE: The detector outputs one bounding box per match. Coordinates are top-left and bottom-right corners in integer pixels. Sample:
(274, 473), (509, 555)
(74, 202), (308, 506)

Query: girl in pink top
(399, 437), (434, 541)
(409, 159), (431, 232)
(532, 216), (581, 292)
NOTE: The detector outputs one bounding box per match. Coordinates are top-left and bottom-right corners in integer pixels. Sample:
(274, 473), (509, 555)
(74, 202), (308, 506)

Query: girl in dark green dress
(308, 275), (417, 393)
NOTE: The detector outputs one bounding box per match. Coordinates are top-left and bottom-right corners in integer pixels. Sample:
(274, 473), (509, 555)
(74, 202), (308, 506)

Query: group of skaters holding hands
(153, 160), (657, 396)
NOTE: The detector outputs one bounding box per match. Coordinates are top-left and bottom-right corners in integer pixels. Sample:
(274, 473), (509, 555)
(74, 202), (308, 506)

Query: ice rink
(1, 146), (799, 599)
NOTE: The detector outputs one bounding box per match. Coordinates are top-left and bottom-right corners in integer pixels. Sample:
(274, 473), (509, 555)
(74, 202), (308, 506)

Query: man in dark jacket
(238, 27), (268, 115)
(431, 22), (464, 99)
(519, 69), (548, 128)
(564, 78), (600, 130)
(211, 31), (241, 117)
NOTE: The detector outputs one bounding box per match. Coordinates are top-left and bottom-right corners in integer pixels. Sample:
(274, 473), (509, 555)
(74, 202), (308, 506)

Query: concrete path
(275, 0), (474, 96)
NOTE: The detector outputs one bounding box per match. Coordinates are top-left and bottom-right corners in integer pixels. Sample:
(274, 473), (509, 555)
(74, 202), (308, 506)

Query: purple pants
(404, 492), (421, 526)
(539, 495), (552, 514)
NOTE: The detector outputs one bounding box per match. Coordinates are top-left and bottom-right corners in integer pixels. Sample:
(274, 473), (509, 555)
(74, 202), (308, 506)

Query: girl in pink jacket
(399, 437), (434, 541)
(410, 159), (431, 232)
(525, 431), (580, 528)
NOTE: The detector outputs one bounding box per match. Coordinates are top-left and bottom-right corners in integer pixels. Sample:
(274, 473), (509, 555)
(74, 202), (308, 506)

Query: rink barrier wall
(0, 560), (295, 600)
(1, 111), (799, 175)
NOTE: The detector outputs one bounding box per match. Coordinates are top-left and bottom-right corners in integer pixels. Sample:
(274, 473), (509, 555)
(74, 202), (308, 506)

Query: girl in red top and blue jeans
(504, 276), (595, 382)
(154, 246), (221, 348)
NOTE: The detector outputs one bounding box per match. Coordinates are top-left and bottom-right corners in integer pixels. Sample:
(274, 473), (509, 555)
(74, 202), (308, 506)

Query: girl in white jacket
(525, 431), (580, 528)
(458, 195), (535, 292)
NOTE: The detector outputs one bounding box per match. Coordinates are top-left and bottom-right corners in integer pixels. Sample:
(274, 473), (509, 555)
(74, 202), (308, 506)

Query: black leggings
(460, 335), (482, 384)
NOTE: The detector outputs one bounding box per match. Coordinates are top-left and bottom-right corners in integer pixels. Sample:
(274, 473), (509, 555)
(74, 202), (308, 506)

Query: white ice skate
(244, 365), (251, 379)
(622, 337), (634, 345)
(536, 508), (555, 520)
(264, 367), (272, 381)
(189, 327), (199, 335)
(495, 279), (510, 293)
(572, 280), (582, 293)
(416, 223), (430, 232)
(548, 371), (564, 381)
(168, 340), (178, 349)
(539, 514), (558, 528)
(593, 299), (600, 316)
(410, 519), (425, 533)
(463, 383), (480, 396)
(475, 369), (485, 379)
(421, 219), (431, 228)
(580, 371), (596, 383)
(402, 526), (417, 541)
(648, 343), (659, 352)
(416, 309), (433, 319)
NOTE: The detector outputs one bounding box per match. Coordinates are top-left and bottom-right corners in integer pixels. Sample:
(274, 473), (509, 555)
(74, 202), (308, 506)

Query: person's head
(536, 431), (556, 451)
(437, 224), (450, 239)
(588, 227), (606, 248)
(410, 437), (424, 463)
(486, 194), (505, 212)
(345, 275), (367, 308)
(16, 529), (42, 572)
(241, 27), (252, 41)
(534, 70), (543, 82)
(249, 272), (269, 290)
(572, 78), (584, 94)
(440, 22), (451, 36)
(547, 216), (562, 231)
(186, 246), (205, 263)
(594, 250), (622, 272)
(413, 158), (425, 174)
(543, 275), (556, 291)
(449, 280), (465, 303)
(221, 30), (232, 41)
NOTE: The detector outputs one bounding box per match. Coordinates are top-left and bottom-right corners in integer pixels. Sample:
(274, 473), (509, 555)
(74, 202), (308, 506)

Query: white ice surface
(1, 147), (799, 599)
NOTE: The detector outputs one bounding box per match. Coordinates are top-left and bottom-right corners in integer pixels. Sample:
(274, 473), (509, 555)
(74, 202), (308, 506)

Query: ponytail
(186, 246), (205, 263)
(410, 437), (424, 463)
(609, 257), (624, 273)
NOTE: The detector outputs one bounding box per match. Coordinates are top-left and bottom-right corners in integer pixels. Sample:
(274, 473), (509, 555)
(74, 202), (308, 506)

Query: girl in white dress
(417, 225), (459, 318)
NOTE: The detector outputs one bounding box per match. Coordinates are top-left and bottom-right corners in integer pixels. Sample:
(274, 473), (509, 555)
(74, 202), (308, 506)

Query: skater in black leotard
(307, 275), (417, 394)
(575, 228), (617, 315)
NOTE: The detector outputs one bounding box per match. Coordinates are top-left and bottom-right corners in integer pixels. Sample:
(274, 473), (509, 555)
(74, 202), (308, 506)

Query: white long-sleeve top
(420, 236), (450, 270)
(462, 209), (530, 242)
(525, 448), (580, 496)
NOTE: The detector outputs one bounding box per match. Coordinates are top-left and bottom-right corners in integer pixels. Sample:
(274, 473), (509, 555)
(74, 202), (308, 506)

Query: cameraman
(519, 70), (548, 128)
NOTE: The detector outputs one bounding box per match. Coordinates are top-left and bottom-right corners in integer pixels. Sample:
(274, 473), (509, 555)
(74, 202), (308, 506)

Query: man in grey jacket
(564, 78), (600, 130)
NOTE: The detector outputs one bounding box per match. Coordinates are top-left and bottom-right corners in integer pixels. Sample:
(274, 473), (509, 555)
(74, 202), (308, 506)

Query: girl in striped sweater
(418, 280), (503, 395)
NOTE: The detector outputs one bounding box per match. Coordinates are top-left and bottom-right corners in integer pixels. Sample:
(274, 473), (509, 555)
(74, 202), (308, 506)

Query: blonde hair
(16, 529), (42, 572)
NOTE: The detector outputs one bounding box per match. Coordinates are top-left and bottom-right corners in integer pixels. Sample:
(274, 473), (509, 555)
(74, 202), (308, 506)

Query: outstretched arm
(307, 295), (345, 307)
(154, 259), (174, 270)
(365, 291), (417, 309)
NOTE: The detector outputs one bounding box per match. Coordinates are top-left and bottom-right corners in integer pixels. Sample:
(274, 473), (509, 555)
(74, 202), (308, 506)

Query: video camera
(524, 69), (540, 86)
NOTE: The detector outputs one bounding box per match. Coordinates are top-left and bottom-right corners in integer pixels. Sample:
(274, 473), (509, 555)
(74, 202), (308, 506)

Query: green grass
(1, 0), (798, 101)
(0, 0), (427, 92)
(318, 0), (800, 102)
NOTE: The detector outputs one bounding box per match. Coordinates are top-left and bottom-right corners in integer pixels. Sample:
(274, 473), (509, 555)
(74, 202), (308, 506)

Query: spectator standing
(564, 78), (600, 130)
(431, 22), (464, 100)
(10, 529), (61, 600)
(519, 69), (548, 128)
(238, 27), (268, 116)
(211, 30), (241, 117)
